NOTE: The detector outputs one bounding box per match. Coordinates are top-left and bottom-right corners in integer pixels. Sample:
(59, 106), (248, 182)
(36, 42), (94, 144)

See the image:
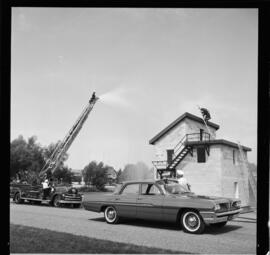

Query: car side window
(141, 184), (161, 195)
(121, 184), (139, 195)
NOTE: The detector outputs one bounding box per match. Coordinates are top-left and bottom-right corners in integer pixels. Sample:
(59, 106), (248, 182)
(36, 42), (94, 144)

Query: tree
(10, 135), (70, 184)
(53, 167), (74, 184)
(10, 135), (45, 179)
(119, 162), (154, 182)
(82, 161), (109, 190)
(116, 169), (123, 183)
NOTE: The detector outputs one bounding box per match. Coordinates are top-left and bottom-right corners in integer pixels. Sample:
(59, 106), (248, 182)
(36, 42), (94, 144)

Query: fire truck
(10, 92), (99, 207)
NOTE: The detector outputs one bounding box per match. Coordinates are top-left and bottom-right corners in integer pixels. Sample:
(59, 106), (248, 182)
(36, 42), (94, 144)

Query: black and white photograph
(8, 6), (263, 254)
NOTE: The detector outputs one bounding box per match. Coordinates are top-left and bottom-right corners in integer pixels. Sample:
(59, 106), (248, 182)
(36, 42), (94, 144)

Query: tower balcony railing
(152, 160), (168, 170)
(152, 132), (211, 170)
(186, 132), (210, 142)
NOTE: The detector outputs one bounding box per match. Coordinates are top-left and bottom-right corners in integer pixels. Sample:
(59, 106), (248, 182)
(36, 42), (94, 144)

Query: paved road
(10, 201), (256, 254)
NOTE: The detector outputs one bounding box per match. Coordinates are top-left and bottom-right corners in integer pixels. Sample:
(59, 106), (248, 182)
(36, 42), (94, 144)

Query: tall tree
(116, 169), (123, 183)
(119, 162), (153, 182)
(82, 161), (109, 190)
(53, 167), (74, 184)
(10, 135), (70, 183)
(10, 135), (45, 179)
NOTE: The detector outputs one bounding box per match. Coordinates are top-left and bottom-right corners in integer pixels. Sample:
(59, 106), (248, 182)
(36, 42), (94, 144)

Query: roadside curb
(240, 206), (256, 214)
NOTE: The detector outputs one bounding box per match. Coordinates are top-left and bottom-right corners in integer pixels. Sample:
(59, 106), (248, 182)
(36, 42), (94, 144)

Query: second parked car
(10, 182), (82, 208)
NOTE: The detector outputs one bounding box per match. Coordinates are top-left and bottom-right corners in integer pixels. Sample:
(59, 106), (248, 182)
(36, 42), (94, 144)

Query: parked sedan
(82, 179), (241, 234)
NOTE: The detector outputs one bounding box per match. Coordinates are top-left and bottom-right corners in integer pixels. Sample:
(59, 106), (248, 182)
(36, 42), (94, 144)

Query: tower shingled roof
(149, 112), (219, 145)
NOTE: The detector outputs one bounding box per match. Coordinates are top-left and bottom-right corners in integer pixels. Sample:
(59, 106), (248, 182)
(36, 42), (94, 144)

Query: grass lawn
(10, 224), (185, 254)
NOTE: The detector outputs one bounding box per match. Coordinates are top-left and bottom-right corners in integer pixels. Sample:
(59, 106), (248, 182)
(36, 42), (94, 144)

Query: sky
(11, 8), (258, 170)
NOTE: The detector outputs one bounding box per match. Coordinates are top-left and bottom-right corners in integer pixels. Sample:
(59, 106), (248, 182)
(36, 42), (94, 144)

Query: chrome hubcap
(187, 215), (198, 227)
(107, 209), (116, 220)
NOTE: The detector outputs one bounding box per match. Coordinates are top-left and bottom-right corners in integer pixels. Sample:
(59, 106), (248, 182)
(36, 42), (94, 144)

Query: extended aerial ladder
(39, 92), (99, 179)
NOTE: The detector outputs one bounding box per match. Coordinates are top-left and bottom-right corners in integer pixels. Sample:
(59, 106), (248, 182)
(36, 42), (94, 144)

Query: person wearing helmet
(42, 174), (50, 199)
(176, 170), (191, 191)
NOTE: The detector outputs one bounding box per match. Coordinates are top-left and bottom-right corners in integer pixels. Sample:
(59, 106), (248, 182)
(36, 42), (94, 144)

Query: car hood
(172, 192), (235, 203)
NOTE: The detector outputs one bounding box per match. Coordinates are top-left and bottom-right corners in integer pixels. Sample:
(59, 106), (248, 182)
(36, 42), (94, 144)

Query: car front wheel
(104, 206), (119, 224)
(14, 193), (24, 204)
(180, 210), (205, 234)
(53, 195), (61, 207)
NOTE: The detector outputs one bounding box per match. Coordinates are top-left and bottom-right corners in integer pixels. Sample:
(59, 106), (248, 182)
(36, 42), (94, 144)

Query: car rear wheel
(104, 206), (119, 224)
(180, 210), (205, 234)
(14, 193), (24, 204)
(211, 221), (227, 228)
(53, 195), (61, 207)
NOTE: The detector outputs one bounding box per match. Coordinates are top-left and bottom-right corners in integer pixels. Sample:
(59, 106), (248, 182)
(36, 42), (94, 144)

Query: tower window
(233, 150), (235, 164)
(197, 147), (206, 163)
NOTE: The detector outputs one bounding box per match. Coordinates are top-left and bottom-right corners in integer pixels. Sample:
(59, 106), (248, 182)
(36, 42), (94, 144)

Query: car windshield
(156, 180), (191, 194)
(164, 183), (190, 194)
(113, 184), (123, 194)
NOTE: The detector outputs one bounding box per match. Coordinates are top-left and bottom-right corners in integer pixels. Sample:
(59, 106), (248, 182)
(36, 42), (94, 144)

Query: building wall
(185, 119), (217, 139)
(177, 145), (222, 196)
(154, 121), (187, 161)
(220, 146), (249, 206)
(176, 145), (249, 206)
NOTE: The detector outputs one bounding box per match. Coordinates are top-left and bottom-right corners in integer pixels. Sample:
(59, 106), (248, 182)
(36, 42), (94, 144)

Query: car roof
(118, 178), (179, 185)
(120, 179), (159, 185)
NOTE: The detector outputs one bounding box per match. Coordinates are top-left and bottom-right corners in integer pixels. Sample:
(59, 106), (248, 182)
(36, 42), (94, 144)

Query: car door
(136, 183), (164, 221)
(113, 183), (139, 218)
(20, 184), (33, 198)
(29, 185), (43, 199)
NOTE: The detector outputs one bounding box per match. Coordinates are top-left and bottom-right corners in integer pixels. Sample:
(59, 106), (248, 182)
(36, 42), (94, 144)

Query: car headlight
(214, 204), (221, 211)
(68, 188), (78, 194)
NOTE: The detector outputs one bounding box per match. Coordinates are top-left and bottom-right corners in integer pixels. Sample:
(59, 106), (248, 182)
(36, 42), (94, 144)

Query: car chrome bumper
(200, 209), (242, 224)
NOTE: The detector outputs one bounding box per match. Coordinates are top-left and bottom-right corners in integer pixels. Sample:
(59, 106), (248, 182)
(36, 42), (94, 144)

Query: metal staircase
(152, 135), (192, 178)
(167, 137), (192, 170)
(152, 132), (211, 178)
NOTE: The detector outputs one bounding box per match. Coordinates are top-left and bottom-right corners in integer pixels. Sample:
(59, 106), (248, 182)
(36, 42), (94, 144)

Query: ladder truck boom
(39, 92), (99, 178)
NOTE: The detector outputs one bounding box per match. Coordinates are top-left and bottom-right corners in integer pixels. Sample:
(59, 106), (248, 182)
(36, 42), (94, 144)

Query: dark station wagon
(10, 182), (82, 208)
(83, 179), (241, 234)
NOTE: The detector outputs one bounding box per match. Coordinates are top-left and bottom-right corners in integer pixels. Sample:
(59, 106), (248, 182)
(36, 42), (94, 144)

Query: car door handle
(115, 198), (120, 200)
(137, 198), (143, 200)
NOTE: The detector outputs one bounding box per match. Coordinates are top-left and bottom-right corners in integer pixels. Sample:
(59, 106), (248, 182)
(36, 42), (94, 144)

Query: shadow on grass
(10, 224), (188, 254)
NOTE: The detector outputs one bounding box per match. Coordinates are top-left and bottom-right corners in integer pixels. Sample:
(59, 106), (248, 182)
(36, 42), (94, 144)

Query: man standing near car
(42, 174), (50, 199)
(176, 170), (191, 191)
